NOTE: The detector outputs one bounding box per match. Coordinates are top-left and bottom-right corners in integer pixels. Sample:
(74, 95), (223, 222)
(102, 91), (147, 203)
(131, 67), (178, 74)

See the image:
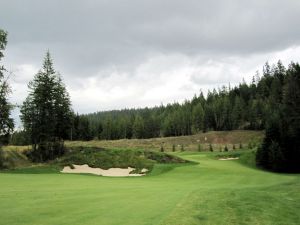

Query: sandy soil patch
(61, 164), (148, 176)
(218, 157), (239, 161)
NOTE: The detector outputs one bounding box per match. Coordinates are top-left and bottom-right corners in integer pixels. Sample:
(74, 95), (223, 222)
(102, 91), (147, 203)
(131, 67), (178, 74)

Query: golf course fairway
(1, 152), (299, 225)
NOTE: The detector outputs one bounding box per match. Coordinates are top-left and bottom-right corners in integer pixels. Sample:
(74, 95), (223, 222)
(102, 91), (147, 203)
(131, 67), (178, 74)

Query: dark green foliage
(25, 140), (65, 162)
(181, 145), (184, 152)
(224, 145), (228, 152)
(0, 148), (4, 168)
(232, 144), (236, 150)
(0, 29), (13, 145)
(209, 144), (213, 152)
(71, 114), (93, 141)
(160, 145), (164, 152)
(248, 142), (253, 149)
(197, 144), (201, 152)
(0, 29), (13, 168)
(172, 144), (176, 152)
(133, 115), (145, 139)
(10, 130), (30, 146)
(256, 62), (300, 172)
(20, 52), (72, 161)
(239, 143), (243, 149)
(192, 103), (204, 133)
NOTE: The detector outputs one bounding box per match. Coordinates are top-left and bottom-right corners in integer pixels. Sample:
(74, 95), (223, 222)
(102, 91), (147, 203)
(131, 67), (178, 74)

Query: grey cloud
(1, 0), (300, 121)
(1, 0), (300, 79)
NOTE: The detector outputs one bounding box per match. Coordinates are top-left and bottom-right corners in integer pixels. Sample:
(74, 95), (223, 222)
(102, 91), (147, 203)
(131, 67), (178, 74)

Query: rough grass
(1, 150), (300, 225)
(2, 145), (31, 152)
(0, 149), (31, 169)
(65, 130), (264, 152)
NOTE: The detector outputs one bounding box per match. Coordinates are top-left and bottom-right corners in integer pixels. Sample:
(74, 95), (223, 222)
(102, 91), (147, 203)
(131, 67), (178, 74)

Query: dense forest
(64, 61), (287, 141)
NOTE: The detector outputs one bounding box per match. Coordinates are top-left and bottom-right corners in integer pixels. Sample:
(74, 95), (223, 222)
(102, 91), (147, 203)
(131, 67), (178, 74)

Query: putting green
(0, 152), (299, 225)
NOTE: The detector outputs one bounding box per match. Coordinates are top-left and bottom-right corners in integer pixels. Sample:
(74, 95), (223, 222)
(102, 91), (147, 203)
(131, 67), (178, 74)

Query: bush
(27, 140), (65, 162)
(160, 146), (164, 152)
(209, 144), (213, 152)
(248, 142), (253, 149)
(172, 144), (176, 152)
(224, 145), (228, 152)
(0, 148), (4, 169)
(197, 144), (201, 152)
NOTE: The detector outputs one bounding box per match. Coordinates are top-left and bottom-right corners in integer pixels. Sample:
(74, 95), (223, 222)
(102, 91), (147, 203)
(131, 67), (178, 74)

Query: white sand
(218, 157), (239, 161)
(61, 164), (148, 177)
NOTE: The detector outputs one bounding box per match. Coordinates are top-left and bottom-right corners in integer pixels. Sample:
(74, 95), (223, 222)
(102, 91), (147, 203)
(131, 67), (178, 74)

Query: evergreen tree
(256, 62), (300, 172)
(20, 51), (72, 161)
(224, 145), (228, 152)
(0, 29), (13, 146)
(192, 103), (204, 133)
(209, 144), (213, 152)
(132, 115), (145, 138)
(0, 29), (13, 169)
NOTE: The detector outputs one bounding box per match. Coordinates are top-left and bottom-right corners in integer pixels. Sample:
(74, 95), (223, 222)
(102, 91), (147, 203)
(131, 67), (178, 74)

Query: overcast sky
(1, 0), (300, 126)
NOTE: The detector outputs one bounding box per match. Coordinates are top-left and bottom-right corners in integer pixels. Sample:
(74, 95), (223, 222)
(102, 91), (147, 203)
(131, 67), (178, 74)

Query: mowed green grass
(1, 151), (300, 225)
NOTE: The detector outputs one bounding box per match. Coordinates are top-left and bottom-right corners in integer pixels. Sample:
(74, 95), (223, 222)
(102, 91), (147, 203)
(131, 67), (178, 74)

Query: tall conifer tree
(21, 51), (72, 161)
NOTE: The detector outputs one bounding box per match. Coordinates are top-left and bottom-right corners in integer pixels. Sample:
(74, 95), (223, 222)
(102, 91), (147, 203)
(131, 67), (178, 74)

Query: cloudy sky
(1, 0), (300, 126)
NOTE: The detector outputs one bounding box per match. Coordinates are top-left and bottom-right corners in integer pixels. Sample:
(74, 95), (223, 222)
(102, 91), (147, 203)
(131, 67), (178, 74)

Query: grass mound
(57, 147), (186, 173)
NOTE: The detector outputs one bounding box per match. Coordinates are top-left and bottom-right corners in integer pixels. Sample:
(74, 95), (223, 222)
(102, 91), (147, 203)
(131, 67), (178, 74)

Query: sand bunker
(61, 164), (148, 177)
(218, 157), (239, 161)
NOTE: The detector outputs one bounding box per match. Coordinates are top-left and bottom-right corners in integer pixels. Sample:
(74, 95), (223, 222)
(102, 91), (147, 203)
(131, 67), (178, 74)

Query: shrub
(181, 145), (184, 152)
(248, 142), (253, 149)
(209, 144), (213, 152)
(224, 145), (228, 152)
(172, 144), (176, 152)
(0, 148), (4, 169)
(197, 144), (201, 152)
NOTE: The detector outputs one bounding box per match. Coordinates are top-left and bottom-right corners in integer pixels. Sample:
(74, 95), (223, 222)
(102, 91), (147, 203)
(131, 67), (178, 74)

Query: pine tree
(256, 62), (300, 172)
(0, 29), (13, 145)
(20, 51), (72, 161)
(172, 144), (176, 152)
(224, 145), (228, 152)
(0, 29), (13, 168)
(192, 103), (204, 133)
(132, 115), (145, 139)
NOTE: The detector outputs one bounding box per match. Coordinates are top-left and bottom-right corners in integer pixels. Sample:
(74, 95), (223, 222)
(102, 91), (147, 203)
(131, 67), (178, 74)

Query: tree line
(256, 62), (300, 172)
(70, 61), (285, 141)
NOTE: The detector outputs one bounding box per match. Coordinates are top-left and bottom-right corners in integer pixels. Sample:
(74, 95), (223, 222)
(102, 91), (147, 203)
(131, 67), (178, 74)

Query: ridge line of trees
(69, 60), (289, 141)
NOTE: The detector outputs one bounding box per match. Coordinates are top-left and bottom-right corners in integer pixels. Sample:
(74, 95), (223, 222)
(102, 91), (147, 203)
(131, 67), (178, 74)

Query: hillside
(66, 130), (264, 152)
